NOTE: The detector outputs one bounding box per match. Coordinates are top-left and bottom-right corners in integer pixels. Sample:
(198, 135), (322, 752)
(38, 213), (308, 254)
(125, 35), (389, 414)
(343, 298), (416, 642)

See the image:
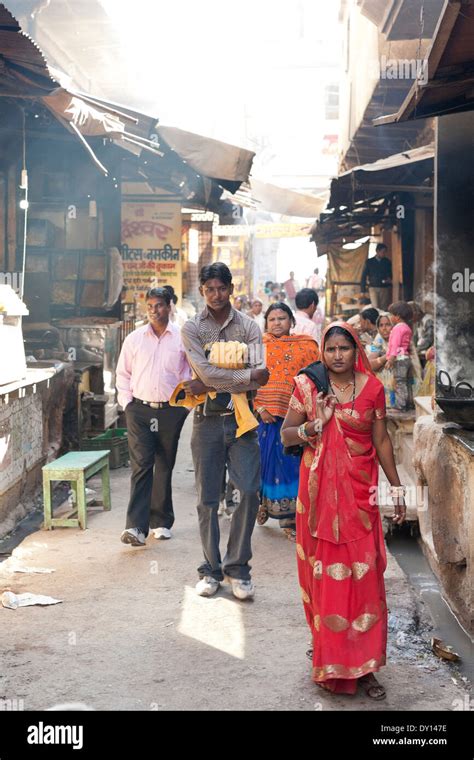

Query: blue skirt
(257, 416), (300, 521)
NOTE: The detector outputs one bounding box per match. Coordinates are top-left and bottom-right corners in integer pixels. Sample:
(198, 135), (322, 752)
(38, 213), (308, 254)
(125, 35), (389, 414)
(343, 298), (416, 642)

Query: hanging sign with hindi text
(120, 201), (182, 316)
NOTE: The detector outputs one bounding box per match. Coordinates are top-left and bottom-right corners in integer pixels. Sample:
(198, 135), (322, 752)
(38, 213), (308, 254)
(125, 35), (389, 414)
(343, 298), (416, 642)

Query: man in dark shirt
(360, 243), (392, 311)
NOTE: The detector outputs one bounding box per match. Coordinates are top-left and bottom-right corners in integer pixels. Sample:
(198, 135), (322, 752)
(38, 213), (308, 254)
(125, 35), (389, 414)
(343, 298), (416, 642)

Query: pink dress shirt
(386, 322), (412, 358)
(116, 321), (191, 409)
(292, 310), (321, 344)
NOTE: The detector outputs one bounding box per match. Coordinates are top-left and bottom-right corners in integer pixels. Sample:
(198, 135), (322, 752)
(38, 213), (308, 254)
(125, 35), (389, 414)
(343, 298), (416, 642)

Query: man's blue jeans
(191, 409), (261, 582)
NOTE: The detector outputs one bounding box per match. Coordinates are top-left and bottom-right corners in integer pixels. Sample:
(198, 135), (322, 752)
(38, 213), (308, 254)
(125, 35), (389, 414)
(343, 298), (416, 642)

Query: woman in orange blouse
(281, 323), (406, 699)
(255, 302), (319, 541)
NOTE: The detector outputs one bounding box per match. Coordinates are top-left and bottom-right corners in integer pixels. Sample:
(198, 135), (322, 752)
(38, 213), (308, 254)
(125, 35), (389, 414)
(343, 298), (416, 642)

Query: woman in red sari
(281, 323), (406, 699)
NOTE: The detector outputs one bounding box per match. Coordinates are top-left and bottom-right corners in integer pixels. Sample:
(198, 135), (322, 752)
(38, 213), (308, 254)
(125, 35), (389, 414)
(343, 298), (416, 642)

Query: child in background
(386, 301), (414, 410)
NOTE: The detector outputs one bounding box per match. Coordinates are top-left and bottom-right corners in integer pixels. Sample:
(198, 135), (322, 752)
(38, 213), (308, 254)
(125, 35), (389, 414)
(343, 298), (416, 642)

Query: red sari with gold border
(289, 323), (388, 694)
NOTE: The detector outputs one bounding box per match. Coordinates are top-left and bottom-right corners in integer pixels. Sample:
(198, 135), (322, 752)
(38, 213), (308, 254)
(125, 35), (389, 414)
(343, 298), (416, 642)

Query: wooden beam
(352, 184), (433, 193)
(391, 226), (403, 299)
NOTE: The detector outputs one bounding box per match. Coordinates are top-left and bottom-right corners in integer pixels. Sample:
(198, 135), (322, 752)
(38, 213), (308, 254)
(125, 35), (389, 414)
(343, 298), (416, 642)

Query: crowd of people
(347, 299), (432, 411)
(114, 260), (428, 701)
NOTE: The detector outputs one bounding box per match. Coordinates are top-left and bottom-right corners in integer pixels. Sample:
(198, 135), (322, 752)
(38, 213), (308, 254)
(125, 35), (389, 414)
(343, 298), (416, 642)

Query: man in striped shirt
(181, 263), (269, 600)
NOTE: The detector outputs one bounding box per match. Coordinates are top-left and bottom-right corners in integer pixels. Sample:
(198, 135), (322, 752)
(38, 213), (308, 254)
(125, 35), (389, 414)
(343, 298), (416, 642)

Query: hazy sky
(98, 0), (341, 183)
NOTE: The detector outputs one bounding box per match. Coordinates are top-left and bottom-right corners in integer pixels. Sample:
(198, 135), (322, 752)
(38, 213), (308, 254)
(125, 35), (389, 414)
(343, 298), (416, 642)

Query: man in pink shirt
(386, 301), (414, 411)
(292, 288), (321, 344)
(283, 271), (299, 309)
(116, 287), (191, 546)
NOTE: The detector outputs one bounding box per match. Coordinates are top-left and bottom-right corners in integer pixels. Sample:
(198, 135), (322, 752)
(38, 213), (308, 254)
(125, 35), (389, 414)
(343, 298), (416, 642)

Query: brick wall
(0, 395), (43, 494)
(0, 365), (72, 537)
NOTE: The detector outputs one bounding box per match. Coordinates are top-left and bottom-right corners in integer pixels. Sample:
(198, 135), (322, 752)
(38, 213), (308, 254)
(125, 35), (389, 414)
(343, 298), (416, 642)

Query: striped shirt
(181, 306), (266, 393)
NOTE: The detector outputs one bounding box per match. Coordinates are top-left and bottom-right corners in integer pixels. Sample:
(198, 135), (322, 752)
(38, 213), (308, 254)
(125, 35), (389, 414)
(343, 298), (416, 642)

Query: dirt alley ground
(0, 414), (471, 712)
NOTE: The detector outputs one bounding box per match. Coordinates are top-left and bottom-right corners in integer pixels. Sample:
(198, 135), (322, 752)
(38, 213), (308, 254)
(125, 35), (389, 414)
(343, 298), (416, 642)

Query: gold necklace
(329, 374), (356, 416)
(330, 379), (354, 392)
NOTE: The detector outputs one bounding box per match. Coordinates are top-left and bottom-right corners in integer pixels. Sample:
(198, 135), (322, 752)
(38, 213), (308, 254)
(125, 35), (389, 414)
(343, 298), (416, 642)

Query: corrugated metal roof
(374, 0), (474, 123)
(312, 144), (434, 253)
(0, 2), (57, 95)
(329, 144), (434, 209)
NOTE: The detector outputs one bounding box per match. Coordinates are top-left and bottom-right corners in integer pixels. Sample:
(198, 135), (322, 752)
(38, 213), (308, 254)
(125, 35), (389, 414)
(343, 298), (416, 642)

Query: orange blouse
(255, 333), (319, 418)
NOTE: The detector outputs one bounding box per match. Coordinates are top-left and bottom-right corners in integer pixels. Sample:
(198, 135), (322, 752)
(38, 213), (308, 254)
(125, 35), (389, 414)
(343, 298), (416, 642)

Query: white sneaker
(153, 528), (172, 540)
(225, 576), (255, 601)
(120, 528), (146, 547)
(195, 576), (220, 597)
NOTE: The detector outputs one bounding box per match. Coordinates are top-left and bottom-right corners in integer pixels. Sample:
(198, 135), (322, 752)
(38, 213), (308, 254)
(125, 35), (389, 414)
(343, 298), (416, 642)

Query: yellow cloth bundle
(170, 341), (258, 438)
(207, 340), (247, 369)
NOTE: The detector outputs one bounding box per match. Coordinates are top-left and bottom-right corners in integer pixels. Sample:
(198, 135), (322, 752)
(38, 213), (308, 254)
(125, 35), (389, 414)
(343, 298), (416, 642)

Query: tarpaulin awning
(42, 89), (127, 138)
(41, 88), (163, 174)
(327, 242), (369, 285)
(0, 3), (254, 205)
(157, 125), (255, 191)
(328, 143), (434, 208)
(249, 178), (329, 218)
(219, 180), (329, 218)
(374, 0), (474, 124)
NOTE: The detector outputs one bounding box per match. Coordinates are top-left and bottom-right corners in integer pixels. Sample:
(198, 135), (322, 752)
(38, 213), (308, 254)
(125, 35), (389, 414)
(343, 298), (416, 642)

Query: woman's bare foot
(256, 505), (269, 525)
(359, 673), (386, 700)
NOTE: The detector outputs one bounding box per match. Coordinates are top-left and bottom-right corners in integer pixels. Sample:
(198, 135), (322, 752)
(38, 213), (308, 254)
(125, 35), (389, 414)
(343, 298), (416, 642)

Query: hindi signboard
(120, 202), (182, 316)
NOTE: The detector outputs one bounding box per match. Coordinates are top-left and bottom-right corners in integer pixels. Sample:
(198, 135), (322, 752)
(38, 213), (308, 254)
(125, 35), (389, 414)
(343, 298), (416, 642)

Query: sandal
(316, 682), (332, 692)
(256, 505), (269, 525)
(359, 674), (386, 700)
(282, 527), (297, 542)
(306, 648), (313, 661)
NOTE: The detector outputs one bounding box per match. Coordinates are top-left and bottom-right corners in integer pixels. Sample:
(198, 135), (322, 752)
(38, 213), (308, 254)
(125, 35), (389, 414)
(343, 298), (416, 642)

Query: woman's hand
(306, 419), (323, 437)
(260, 409), (276, 424)
(385, 356), (395, 369)
(392, 496), (407, 525)
(315, 391), (337, 425)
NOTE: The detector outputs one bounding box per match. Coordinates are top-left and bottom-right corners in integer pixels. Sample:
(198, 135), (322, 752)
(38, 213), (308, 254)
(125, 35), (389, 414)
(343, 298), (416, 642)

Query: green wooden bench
(43, 450), (111, 530)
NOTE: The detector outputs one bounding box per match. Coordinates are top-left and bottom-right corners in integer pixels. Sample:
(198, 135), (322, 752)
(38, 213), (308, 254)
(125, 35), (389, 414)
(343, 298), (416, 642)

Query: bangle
(297, 421), (320, 442)
(298, 422), (315, 442)
(257, 406), (266, 415)
(297, 423), (309, 442)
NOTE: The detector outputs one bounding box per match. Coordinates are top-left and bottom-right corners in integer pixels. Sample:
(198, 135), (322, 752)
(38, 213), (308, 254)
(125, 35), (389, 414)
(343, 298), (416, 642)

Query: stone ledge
(0, 365), (66, 398)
